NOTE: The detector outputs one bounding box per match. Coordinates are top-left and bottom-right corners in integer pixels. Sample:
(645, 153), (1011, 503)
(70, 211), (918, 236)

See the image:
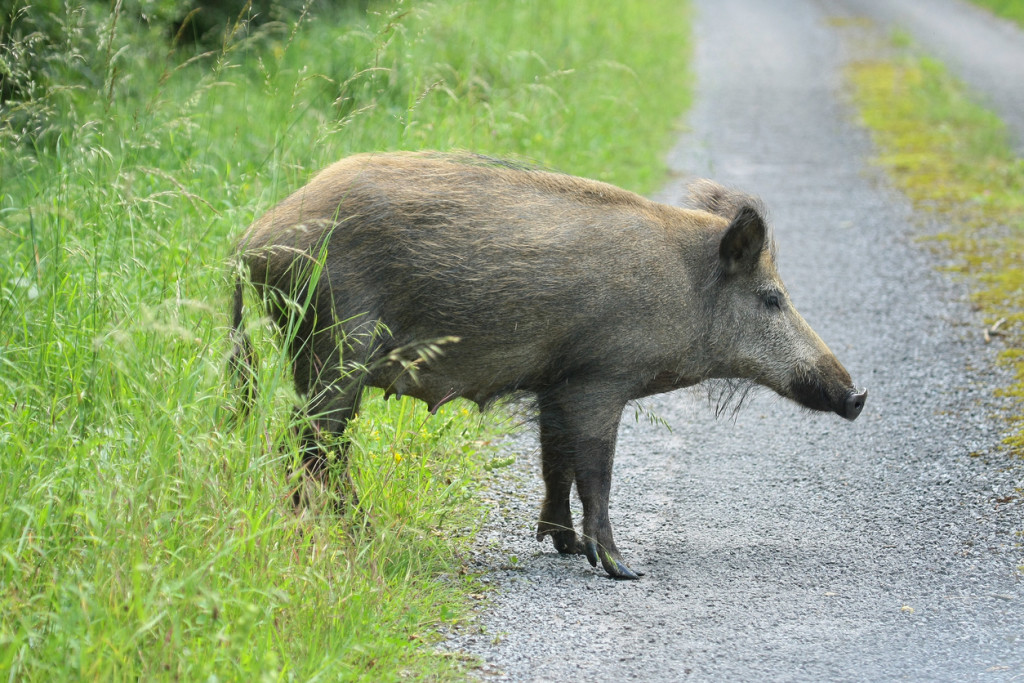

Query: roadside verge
(842, 26), (1024, 462)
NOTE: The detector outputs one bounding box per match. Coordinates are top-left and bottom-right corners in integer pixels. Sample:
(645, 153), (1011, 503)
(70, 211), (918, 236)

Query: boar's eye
(762, 291), (782, 310)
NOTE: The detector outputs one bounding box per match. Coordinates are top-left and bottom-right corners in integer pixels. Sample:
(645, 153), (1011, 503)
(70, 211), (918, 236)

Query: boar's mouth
(787, 361), (867, 421)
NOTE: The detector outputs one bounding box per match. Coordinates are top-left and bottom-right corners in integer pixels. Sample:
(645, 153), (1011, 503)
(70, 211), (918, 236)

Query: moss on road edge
(846, 48), (1024, 457)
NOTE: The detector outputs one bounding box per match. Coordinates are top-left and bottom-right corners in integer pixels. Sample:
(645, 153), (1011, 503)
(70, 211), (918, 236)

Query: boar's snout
(843, 388), (868, 421)
(787, 353), (867, 421)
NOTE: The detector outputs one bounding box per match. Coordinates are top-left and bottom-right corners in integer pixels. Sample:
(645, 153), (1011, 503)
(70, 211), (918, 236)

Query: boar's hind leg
(537, 386), (641, 580)
(290, 332), (369, 507)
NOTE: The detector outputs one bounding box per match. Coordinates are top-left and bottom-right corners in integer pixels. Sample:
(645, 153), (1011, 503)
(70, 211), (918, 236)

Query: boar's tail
(229, 273), (258, 415)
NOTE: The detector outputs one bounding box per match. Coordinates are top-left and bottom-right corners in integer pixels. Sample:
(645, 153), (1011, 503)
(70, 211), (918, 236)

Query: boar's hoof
(536, 520), (585, 555)
(289, 431), (359, 511)
(584, 539), (643, 580)
(843, 388), (868, 421)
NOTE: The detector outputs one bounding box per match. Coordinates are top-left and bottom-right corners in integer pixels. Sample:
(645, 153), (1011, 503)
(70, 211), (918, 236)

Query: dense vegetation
(0, 0), (692, 678)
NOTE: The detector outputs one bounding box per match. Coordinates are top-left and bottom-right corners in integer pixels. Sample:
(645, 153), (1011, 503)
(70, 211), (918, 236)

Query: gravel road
(841, 0), (1024, 154)
(445, 0), (1024, 679)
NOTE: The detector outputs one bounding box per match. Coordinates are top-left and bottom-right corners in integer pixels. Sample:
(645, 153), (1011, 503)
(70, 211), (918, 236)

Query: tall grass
(0, 0), (691, 677)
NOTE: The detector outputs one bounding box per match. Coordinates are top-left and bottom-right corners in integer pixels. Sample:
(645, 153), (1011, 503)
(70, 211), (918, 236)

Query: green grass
(968, 0), (1024, 27)
(846, 50), (1024, 456)
(0, 0), (692, 678)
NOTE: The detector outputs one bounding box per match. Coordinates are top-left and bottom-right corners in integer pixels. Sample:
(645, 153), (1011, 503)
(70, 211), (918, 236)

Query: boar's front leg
(576, 434), (642, 580)
(536, 398), (585, 555)
(536, 384), (641, 580)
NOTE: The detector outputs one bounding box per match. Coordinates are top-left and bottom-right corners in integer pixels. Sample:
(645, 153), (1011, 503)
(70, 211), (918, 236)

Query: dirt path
(446, 0), (1023, 679)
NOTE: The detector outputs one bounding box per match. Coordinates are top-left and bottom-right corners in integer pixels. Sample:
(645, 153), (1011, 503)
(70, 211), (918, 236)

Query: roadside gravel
(444, 0), (1024, 679)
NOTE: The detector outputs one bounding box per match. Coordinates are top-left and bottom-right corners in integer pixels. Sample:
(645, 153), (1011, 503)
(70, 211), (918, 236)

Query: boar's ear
(718, 206), (766, 275)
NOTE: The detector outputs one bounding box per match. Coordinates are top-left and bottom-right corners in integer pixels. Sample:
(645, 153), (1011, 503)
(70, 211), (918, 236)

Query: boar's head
(697, 189), (867, 421)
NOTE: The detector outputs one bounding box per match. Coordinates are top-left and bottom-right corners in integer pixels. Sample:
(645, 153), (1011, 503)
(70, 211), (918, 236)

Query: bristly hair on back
(688, 179), (778, 290)
(686, 178), (768, 221)
(416, 150), (546, 174)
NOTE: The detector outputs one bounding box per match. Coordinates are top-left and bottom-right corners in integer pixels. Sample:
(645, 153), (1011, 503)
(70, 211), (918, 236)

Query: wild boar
(230, 151), (867, 580)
